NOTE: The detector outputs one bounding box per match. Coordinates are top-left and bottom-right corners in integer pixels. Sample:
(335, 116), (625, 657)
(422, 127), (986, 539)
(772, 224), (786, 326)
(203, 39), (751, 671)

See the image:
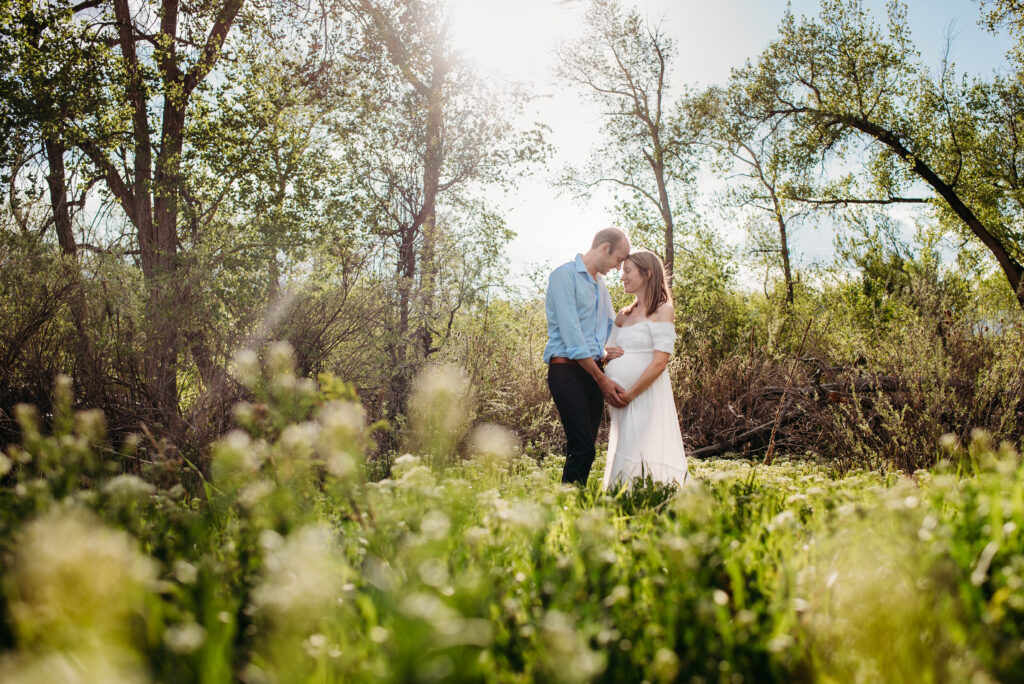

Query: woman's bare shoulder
(651, 301), (675, 322)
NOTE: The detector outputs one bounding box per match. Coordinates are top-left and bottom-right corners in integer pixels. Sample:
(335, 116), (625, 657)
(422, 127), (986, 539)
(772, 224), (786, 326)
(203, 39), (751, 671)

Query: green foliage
(436, 294), (564, 456)
(5, 0), (1024, 674)
(726, 0), (1024, 308)
(670, 226), (750, 359)
(1, 351), (1024, 681)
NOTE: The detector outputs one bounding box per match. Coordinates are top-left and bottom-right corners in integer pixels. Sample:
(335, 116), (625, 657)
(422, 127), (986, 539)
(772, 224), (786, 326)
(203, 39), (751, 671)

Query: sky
(448, 0), (1013, 292)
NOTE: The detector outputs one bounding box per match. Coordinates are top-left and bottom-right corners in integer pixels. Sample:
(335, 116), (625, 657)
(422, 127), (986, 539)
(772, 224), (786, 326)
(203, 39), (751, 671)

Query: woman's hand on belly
(621, 351), (670, 402)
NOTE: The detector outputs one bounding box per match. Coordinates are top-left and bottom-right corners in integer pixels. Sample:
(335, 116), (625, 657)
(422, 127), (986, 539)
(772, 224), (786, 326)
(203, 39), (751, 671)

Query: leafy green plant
(2, 351), (1024, 682)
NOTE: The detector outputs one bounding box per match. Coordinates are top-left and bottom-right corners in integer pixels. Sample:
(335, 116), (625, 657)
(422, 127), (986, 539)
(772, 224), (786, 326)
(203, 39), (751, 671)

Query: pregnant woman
(601, 249), (688, 490)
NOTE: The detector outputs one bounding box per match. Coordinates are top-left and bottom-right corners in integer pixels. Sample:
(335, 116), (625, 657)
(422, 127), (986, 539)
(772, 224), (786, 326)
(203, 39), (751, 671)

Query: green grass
(1, 362), (1023, 683)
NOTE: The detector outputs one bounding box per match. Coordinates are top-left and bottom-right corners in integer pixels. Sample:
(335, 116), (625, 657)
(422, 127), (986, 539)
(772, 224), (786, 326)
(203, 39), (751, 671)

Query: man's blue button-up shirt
(543, 254), (616, 363)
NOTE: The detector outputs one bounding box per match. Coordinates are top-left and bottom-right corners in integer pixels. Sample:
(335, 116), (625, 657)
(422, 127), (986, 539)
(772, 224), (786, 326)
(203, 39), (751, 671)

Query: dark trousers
(548, 363), (604, 485)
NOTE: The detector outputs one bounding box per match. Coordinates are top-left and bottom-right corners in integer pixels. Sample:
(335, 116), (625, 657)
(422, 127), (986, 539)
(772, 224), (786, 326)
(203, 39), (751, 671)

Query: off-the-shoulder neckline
(614, 320), (674, 329)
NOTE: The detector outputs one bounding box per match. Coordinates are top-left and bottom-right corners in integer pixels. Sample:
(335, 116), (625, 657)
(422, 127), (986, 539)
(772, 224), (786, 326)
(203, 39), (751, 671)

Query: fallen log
(689, 401), (798, 458)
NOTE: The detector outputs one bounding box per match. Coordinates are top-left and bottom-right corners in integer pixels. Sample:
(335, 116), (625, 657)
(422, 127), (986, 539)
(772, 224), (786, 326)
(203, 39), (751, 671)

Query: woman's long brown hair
(624, 250), (671, 318)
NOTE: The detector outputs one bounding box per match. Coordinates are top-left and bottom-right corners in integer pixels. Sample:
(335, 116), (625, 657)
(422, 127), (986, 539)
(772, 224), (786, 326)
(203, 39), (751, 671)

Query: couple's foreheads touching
(586, 228), (672, 315)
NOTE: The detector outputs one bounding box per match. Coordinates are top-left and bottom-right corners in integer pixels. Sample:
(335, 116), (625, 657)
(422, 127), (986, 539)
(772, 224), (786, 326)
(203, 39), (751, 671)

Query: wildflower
(7, 506), (158, 649)
(316, 400), (367, 478)
(469, 423), (518, 466)
(420, 510), (451, 540)
(503, 501), (546, 533)
(164, 622), (206, 654)
(172, 560), (199, 585)
(238, 480), (275, 508)
(233, 349), (261, 388)
(102, 475), (155, 500)
(0, 648), (150, 684)
(767, 634), (795, 653)
(304, 633), (328, 658)
(212, 430), (263, 479)
(232, 402), (257, 429)
(651, 648), (679, 682)
(396, 463), (438, 496)
(406, 364), (471, 457)
(279, 421), (317, 460)
(266, 341), (296, 377)
(252, 525), (349, 624)
(392, 453), (420, 477)
(463, 526), (488, 547)
(767, 510), (797, 532)
(398, 592), (460, 623)
(971, 541), (1000, 586)
(602, 585), (630, 607)
(417, 559), (450, 588)
(836, 503), (858, 518)
(434, 618), (493, 648)
(537, 611), (606, 684)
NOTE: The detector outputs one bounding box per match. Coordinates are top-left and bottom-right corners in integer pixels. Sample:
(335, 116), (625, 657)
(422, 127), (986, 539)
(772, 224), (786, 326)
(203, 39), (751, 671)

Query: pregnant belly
(605, 352), (651, 389)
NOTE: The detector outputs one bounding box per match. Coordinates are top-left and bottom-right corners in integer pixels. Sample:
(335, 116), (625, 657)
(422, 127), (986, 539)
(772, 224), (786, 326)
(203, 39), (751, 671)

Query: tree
(691, 85), (818, 305)
(1, 0), (251, 423)
(732, 0), (1024, 310)
(344, 0), (545, 410)
(1, 0), (382, 436)
(0, 1), (121, 403)
(0, 0), (110, 257)
(556, 0), (697, 280)
(180, 45), (370, 396)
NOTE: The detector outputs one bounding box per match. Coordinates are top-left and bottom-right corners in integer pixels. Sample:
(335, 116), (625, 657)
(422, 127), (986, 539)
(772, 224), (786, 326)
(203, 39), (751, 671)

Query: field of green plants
(1, 351), (1023, 683)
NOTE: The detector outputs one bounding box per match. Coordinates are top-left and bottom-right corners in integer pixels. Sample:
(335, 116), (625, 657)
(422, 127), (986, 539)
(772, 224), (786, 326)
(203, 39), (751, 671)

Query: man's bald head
(584, 227), (630, 276)
(592, 227), (628, 252)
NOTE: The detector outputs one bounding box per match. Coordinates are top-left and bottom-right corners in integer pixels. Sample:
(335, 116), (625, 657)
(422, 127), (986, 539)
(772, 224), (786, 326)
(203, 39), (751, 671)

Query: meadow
(1, 352), (1022, 684)
(4, 0), (1024, 680)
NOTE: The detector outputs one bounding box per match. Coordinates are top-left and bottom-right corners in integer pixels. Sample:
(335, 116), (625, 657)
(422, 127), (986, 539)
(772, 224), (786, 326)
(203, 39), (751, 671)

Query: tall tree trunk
(391, 224), (417, 410)
(417, 54), (446, 357)
(654, 168), (674, 281)
(111, 0), (179, 417)
(44, 138), (76, 257)
(770, 194), (794, 304)
(70, 0), (243, 427)
(778, 216), (794, 305)
(44, 138), (104, 404)
(146, 94), (187, 418)
(648, 126), (674, 280)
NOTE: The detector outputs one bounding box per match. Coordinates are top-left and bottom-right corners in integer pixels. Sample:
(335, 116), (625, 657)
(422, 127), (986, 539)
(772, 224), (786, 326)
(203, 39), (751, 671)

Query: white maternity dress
(601, 320), (689, 489)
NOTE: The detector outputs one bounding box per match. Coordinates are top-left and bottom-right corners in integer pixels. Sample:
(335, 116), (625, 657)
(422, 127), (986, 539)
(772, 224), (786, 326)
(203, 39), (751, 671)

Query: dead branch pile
(674, 354), (1024, 470)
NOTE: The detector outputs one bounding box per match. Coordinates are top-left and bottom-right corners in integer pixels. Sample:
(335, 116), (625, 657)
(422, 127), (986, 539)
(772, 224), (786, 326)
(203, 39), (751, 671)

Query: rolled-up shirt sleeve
(548, 268), (591, 359)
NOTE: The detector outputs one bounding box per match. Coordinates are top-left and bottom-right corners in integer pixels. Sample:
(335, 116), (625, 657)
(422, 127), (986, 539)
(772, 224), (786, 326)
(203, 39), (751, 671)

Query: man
(544, 228), (631, 485)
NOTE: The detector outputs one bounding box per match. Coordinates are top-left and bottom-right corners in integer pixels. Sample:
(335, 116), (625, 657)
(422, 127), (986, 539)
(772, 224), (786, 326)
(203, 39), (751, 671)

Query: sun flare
(449, 0), (583, 82)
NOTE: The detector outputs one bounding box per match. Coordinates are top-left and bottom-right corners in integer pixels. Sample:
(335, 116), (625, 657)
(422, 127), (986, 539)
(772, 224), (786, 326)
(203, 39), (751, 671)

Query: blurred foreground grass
(1, 348), (1023, 683)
